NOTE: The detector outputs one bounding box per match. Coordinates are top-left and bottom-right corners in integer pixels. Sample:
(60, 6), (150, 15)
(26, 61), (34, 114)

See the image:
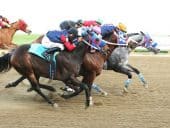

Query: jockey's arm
(60, 35), (76, 51)
(63, 41), (76, 51)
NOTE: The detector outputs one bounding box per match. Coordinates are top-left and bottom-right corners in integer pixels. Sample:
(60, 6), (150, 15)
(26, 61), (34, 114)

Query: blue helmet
(68, 28), (78, 37)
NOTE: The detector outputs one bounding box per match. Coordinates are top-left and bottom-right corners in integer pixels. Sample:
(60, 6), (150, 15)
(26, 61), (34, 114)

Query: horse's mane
(62, 40), (88, 59)
(128, 33), (143, 43)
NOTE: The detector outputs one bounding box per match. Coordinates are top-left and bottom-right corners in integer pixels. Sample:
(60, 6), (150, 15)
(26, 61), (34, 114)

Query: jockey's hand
(78, 37), (83, 42)
(60, 35), (67, 43)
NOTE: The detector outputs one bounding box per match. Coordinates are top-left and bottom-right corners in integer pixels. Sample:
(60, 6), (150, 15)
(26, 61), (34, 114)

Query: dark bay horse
(0, 19), (31, 49)
(103, 32), (160, 92)
(0, 40), (93, 107)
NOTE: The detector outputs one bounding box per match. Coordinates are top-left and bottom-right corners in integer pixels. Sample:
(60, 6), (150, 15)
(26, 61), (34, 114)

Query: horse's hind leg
(127, 64), (148, 88)
(27, 83), (56, 92)
(27, 75), (57, 107)
(27, 76), (56, 92)
(39, 83), (56, 92)
(5, 76), (26, 88)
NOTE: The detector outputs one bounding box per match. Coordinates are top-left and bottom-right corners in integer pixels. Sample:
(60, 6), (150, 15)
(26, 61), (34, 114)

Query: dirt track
(0, 55), (170, 128)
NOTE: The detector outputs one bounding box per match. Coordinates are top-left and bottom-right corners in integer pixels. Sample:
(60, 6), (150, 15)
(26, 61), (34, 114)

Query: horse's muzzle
(26, 29), (32, 35)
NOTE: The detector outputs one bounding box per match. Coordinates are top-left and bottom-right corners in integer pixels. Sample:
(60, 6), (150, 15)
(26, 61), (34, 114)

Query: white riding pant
(41, 35), (65, 50)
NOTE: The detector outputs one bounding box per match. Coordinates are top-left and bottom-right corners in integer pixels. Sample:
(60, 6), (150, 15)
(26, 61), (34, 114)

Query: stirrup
(42, 52), (49, 58)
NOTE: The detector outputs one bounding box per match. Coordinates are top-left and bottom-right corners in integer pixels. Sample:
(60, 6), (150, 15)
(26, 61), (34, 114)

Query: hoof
(85, 104), (90, 109)
(89, 100), (93, 106)
(89, 102), (93, 106)
(27, 87), (33, 92)
(49, 87), (56, 92)
(53, 103), (59, 108)
(89, 96), (93, 106)
(101, 91), (108, 96)
(60, 94), (70, 99)
(85, 100), (90, 109)
(123, 87), (129, 93)
(143, 83), (148, 89)
(5, 83), (13, 88)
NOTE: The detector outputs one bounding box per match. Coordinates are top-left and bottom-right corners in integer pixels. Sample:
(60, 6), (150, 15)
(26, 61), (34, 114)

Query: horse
(103, 31), (160, 92)
(0, 19), (31, 49)
(3, 29), (118, 106)
(0, 39), (94, 107)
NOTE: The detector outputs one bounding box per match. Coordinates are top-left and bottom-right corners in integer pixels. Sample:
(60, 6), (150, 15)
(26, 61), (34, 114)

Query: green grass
(134, 49), (169, 53)
(13, 34), (41, 45)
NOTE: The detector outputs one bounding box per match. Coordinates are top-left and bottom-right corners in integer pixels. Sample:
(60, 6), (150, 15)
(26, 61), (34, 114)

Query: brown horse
(0, 19), (31, 49)
(64, 31), (118, 105)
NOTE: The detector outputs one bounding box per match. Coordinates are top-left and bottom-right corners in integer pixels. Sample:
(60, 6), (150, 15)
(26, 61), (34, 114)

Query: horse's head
(139, 32), (160, 54)
(103, 30), (118, 43)
(127, 39), (140, 51)
(100, 44), (111, 57)
(10, 19), (32, 34)
(127, 31), (160, 54)
(100, 30), (119, 57)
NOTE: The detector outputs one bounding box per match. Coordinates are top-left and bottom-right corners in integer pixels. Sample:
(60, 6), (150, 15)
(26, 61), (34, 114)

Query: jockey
(42, 27), (79, 57)
(75, 19), (106, 52)
(0, 15), (10, 28)
(116, 22), (128, 45)
(89, 31), (106, 52)
(77, 26), (106, 52)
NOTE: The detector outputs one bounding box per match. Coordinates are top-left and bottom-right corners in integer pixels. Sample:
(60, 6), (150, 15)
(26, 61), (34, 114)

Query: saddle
(28, 44), (59, 79)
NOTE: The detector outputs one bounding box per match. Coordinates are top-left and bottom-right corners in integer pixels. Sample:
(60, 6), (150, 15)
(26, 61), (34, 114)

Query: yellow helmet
(117, 22), (127, 32)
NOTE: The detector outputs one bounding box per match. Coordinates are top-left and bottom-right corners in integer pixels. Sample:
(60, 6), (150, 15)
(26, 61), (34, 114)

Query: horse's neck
(1, 27), (17, 40)
(71, 42), (87, 59)
(129, 34), (143, 43)
(114, 47), (129, 56)
(105, 44), (115, 60)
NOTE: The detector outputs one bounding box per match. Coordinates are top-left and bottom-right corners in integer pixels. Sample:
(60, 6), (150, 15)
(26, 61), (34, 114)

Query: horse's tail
(0, 53), (12, 72)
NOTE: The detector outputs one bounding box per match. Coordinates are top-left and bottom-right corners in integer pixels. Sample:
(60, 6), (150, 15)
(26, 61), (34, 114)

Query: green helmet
(96, 19), (103, 25)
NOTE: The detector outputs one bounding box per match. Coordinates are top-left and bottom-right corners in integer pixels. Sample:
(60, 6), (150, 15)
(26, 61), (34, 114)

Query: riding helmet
(68, 28), (78, 37)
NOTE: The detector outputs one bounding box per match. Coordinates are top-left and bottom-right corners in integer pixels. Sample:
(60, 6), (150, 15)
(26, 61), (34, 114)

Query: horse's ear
(140, 31), (145, 36)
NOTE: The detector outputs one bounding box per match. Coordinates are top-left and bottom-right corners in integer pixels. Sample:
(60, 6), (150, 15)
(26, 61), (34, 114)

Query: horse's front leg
(60, 80), (83, 99)
(61, 75), (90, 108)
(82, 72), (97, 107)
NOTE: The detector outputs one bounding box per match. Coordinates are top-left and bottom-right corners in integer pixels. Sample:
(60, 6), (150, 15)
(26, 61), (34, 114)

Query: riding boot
(42, 47), (61, 58)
